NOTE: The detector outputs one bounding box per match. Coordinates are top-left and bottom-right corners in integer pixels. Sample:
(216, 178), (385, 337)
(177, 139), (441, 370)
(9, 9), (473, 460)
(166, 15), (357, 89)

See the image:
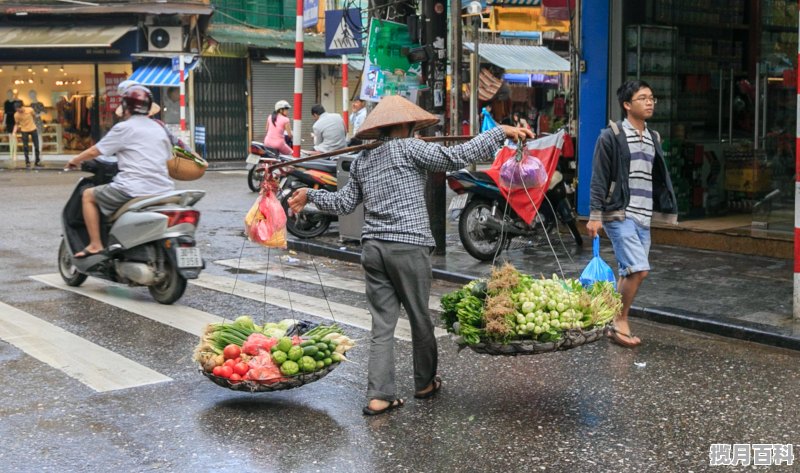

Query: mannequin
(28, 90), (45, 157)
(3, 90), (16, 132)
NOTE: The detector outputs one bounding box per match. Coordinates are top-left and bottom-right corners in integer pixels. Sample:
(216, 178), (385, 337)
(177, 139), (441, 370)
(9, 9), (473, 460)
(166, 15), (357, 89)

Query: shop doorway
(193, 57), (248, 162)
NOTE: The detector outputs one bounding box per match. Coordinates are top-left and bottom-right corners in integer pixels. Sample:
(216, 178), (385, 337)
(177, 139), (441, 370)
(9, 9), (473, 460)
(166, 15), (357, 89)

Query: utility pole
(422, 0), (448, 255)
(450, 0), (462, 136)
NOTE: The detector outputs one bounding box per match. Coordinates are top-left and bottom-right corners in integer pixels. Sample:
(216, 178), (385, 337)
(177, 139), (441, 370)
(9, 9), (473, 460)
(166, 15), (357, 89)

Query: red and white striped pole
(342, 55), (349, 133)
(179, 54), (186, 132)
(795, 0), (800, 319)
(292, 0), (304, 158)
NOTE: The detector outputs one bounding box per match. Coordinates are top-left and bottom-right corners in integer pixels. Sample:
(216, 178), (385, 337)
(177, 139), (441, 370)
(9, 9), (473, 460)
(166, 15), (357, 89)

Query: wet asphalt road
(0, 168), (798, 473)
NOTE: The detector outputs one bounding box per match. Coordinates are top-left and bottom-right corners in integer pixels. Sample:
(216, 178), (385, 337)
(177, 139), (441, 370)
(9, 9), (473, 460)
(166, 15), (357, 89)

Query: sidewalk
(288, 224), (800, 350)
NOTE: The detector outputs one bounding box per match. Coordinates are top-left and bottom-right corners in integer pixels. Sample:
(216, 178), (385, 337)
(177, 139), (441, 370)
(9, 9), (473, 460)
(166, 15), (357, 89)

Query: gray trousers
(361, 239), (437, 401)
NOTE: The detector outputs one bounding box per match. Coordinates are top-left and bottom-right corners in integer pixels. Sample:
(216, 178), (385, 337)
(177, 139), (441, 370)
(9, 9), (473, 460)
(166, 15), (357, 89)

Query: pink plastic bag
(244, 185), (287, 248)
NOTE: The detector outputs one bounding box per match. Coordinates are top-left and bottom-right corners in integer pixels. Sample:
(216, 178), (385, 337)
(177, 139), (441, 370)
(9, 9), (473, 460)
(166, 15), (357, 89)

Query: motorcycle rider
(66, 85), (174, 258)
(309, 104), (347, 154)
(264, 100), (293, 156)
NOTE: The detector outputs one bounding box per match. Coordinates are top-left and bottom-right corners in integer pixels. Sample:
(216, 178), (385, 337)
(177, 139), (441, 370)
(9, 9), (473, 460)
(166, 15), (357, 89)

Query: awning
(128, 58), (200, 87)
(207, 25), (326, 54)
(464, 43), (569, 73)
(486, 0), (541, 4)
(0, 25), (133, 48)
(262, 55), (364, 70)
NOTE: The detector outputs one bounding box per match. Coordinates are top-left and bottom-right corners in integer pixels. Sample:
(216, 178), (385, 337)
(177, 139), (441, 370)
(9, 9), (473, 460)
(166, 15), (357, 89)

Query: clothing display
(3, 99), (15, 131)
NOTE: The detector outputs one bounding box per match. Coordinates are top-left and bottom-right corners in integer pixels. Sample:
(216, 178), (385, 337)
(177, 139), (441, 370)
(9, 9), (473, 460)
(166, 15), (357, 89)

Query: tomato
(234, 357), (242, 364)
(223, 344), (242, 360)
(219, 365), (233, 379)
(224, 359), (237, 369)
(229, 373), (242, 383)
(233, 362), (249, 377)
(212, 366), (224, 377)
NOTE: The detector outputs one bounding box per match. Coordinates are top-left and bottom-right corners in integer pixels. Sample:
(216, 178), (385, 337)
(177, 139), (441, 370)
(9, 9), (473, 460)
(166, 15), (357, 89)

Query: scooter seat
(294, 159), (337, 173)
(469, 170), (495, 184)
(109, 194), (182, 222)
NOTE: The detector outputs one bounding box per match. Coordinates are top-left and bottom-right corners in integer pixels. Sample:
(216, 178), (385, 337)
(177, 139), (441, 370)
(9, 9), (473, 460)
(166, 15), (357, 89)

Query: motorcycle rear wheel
(58, 238), (87, 287)
(458, 199), (509, 262)
(148, 249), (187, 305)
(247, 166), (263, 192)
(280, 187), (332, 239)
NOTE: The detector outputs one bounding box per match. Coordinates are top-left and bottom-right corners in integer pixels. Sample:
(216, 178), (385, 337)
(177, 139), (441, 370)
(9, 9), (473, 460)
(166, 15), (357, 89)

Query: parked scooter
(277, 155), (342, 239)
(446, 159), (582, 262)
(59, 159), (205, 304)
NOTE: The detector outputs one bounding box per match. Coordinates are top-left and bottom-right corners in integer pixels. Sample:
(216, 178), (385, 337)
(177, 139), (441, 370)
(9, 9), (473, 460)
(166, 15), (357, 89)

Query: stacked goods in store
(441, 263), (621, 348)
(194, 316), (354, 388)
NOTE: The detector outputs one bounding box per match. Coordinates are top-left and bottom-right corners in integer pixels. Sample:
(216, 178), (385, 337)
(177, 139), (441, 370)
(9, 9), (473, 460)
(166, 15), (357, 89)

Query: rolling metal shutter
(193, 57), (248, 162)
(251, 62), (317, 149)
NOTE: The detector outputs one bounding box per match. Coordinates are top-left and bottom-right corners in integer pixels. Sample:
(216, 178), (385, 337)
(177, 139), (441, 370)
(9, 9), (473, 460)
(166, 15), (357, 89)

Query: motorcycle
(446, 158), (583, 262)
(59, 159), (205, 305)
(277, 155), (342, 239)
(246, 141), (282, 192)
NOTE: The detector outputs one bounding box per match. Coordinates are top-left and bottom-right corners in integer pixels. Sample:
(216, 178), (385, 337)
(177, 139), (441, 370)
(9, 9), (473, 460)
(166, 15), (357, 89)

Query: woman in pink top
(264, 100), (293, 155)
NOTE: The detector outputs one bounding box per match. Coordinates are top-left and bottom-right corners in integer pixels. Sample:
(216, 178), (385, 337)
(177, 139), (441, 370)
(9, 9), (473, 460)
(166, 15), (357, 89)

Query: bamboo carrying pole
(266, 135), (476, 173)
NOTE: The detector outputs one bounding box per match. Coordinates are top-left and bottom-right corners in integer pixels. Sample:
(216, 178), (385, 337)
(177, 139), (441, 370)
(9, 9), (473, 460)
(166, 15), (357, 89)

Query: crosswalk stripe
(0, 301), (171, 392)
(31, 274), (224, 337)
(214, 258), (445, 312)
(191, 273), (449, 342)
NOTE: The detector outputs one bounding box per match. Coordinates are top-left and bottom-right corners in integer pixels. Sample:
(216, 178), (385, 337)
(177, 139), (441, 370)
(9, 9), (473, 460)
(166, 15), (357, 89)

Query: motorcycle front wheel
(247, 166), (263, 192)
(458, 199), (509, 262)
(58, 238), (87, 287)
(148, 248), (187, 305)
(280, 187), (332, 239)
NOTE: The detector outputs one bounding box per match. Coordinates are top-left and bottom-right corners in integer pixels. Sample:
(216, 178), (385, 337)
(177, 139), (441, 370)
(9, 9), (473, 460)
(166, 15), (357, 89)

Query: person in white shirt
(350, 99), (367, 135)
(310, 104), (347, 153)
(66, 86), (174, 258)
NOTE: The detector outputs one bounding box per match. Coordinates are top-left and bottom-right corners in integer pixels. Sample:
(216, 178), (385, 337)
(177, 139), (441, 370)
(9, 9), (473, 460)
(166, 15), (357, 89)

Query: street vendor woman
(288, 95), (532, 416)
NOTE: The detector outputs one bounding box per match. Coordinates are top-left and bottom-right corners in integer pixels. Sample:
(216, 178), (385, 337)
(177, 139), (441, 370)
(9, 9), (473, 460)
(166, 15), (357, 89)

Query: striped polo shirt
(622, 119), (655, 227)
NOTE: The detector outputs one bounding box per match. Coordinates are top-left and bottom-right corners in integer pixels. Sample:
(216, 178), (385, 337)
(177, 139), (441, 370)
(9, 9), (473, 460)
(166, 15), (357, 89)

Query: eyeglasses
(631, 96), (658, 104)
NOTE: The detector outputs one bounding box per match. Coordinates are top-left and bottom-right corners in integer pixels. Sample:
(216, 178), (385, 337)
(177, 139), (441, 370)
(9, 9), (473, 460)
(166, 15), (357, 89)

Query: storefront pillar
(794, 0), (800, 320)
(575, 0), (609, 216)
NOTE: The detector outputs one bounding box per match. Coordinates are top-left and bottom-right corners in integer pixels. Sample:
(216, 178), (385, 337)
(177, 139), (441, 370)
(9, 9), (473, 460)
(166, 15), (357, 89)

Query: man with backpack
(586, 80), (678, 348)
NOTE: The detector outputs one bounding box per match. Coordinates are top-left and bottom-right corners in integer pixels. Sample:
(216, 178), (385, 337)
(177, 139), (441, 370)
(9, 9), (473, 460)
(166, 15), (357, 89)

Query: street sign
(303, 0), (319, 28)
(171, 56), (180, 72)
(195, 126), (206, 146)
(325, 9), (362, 56)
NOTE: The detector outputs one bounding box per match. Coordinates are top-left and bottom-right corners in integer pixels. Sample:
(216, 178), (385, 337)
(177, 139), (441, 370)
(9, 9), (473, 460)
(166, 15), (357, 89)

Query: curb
(288, 239), (800, 351)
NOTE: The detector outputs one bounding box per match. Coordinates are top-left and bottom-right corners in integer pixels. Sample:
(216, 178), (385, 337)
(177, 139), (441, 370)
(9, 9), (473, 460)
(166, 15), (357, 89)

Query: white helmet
(274, 100), (291, 111)
(117, 79), (139, 95)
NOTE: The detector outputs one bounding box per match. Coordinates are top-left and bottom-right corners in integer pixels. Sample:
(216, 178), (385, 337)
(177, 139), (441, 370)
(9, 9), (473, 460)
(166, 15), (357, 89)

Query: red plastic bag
(244, 182), (287, 248)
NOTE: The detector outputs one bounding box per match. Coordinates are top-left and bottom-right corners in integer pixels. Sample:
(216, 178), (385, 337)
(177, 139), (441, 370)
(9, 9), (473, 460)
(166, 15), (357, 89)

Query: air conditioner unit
(147, 26), (183, 52)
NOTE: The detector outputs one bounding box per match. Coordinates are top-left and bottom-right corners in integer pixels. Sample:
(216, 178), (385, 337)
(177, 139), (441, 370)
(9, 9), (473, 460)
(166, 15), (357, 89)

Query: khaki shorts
(91, 184), (132, 217)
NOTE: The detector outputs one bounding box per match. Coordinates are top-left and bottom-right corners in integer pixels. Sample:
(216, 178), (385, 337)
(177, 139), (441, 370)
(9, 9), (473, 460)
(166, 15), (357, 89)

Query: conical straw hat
(355, 95), (439, 140)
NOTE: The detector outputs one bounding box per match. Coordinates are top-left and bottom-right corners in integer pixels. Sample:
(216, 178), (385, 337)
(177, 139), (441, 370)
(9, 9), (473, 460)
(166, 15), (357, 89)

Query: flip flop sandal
(74, 248), (104, 259)
(414, 376), (442, 399)
(606, 326), (641, 348)
(362, 398), (405, 416)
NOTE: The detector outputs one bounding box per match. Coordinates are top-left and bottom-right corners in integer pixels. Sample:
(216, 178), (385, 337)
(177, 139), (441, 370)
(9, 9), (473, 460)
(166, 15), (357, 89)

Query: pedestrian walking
(288, 95), (532, 415)
(12, 100), (40, 168)
(586, 80), (678, 348)
(264, 100), (293, 156)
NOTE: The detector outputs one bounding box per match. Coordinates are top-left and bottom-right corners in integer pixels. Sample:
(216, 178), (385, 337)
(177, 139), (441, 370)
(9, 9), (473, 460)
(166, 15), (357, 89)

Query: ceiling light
(43, 67), (48, 72)
(59, 65), (64, 72)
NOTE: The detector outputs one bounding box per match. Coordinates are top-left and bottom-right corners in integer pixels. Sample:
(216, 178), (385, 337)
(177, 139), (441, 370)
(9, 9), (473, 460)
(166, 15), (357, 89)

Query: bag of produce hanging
(579, 236), (617, 290)
(244, 181), (287, 248)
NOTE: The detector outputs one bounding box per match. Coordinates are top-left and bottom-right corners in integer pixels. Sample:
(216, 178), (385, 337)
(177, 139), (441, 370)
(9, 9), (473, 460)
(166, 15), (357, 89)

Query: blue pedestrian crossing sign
(325, 9), (363, 56)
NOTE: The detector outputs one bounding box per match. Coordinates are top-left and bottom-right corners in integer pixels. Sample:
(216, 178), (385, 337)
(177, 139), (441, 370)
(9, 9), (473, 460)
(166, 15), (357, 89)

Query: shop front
(578, 1), (798, 247)
(0, 26), (140, 159)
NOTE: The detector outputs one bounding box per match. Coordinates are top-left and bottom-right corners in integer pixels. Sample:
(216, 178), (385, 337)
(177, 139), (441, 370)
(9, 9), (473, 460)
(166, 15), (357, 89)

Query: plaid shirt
(307, 126), (506, 247)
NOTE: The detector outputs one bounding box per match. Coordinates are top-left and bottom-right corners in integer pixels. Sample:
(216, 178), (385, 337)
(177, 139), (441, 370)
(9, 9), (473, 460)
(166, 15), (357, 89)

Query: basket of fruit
(441, 264), (620, 356)
(195, 317), (354, 392)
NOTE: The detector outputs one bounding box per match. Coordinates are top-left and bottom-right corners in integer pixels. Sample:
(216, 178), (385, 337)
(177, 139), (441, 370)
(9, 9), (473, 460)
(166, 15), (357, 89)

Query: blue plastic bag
(579, 236), (617, 289)
(481, 107), (498, 132)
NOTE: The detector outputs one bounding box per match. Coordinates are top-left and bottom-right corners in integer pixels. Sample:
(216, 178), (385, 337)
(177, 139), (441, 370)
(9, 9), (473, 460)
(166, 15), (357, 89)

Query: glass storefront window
(0, 63), (131, 155)
(621, 0), (798, 240)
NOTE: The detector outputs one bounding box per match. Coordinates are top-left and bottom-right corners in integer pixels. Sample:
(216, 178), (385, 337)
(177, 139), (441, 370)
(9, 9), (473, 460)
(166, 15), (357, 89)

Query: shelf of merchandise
(0, 123), (63, 154)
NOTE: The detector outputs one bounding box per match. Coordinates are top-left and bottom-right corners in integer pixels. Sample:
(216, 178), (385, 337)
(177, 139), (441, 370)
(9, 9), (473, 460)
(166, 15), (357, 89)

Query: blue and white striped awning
(128, 58), (200, 87)
(485, 0), (541, 5)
